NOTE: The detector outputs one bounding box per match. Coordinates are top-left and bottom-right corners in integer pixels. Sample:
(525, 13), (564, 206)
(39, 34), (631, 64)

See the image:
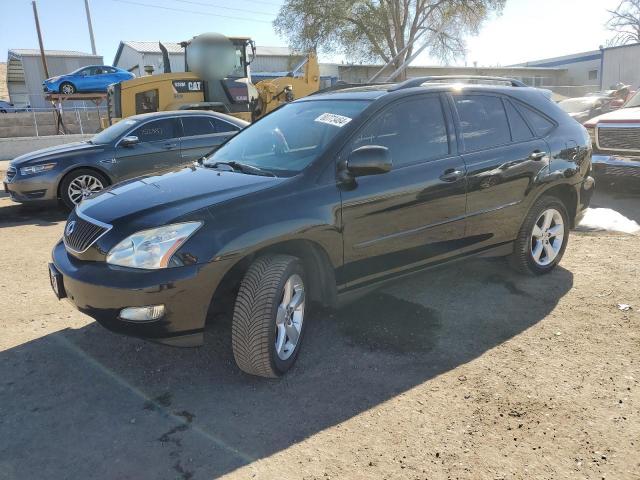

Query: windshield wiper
(206, 161), (276, 177)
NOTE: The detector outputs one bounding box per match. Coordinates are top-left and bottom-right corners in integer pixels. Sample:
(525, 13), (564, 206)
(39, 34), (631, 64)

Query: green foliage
(274, 0), (506, 67)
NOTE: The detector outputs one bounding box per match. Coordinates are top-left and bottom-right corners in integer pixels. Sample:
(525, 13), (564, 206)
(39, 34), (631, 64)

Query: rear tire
(509, 195), (569, 275)
(60, 82), (76, 94)
(59, 168), (109, 209)
(232, 254), (307, 378)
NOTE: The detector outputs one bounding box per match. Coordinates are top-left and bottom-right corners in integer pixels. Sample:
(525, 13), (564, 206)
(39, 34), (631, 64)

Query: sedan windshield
(559, 98), (599, 113)
(204, 100), (371, 176)
(90, 119), (139, 145)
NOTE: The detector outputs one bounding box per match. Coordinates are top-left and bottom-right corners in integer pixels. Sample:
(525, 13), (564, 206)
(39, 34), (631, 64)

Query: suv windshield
(205, 100), (370, 176)
(90, 119), (139, 145)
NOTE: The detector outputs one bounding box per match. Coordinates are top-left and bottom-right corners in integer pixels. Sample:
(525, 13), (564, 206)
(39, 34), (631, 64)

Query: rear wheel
(60, 82), (76, 94)
(59, 169), (108, 209)
(510, 196), (569, 275)
(231, 254), (306, 377)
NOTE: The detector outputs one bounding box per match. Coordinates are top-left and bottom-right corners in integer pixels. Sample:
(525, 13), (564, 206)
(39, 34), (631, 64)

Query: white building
(112, 41), (304, 77)
(512, 42), (640, 95)
(6, 49), (103, 108)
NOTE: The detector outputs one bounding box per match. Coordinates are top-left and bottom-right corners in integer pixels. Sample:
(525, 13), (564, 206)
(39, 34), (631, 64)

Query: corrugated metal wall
(9, 54), (103, 108)
(602, 44), (640, 89)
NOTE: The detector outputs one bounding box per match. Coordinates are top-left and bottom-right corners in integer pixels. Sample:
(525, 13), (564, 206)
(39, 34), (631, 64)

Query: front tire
(60, 82), (76, 94)
(510, 195), (569, 275)
(59, 169), (108, 209)
(232, 254), (307, 378)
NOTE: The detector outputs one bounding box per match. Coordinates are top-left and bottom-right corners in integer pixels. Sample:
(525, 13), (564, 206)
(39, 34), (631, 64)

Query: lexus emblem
(65, 220), (76, 236)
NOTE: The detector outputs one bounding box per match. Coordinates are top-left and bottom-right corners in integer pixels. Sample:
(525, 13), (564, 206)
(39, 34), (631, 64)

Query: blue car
(43, 65), (135, 94)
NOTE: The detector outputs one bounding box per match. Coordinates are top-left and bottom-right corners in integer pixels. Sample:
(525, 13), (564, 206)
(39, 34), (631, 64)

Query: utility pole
(32, 0), (50, 78)
(84, 0), (97, 55)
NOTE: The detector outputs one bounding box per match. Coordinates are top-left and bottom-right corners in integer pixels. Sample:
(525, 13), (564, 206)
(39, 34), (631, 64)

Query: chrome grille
(63, 212), (110, 253)
(6, 166), (17, 182)
(597, 126), (640, 152)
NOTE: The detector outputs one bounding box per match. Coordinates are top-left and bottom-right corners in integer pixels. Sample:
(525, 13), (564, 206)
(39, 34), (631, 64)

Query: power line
(111, 0), (274, 24)
(173, 0), (273, 17)
(175, 0), (279, 14)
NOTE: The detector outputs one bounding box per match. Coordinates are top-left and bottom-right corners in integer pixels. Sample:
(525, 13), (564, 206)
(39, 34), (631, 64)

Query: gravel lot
(0, 184), (639, 480)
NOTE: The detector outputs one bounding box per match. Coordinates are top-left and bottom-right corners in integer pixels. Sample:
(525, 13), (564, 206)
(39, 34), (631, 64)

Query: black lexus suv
(50, 77), (595, 377)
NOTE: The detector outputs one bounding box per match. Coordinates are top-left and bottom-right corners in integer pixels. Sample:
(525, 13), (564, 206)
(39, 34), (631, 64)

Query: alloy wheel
(530, 208), (564, 266)
(274, 273), (305, 360)
(67, 174), (104, 205)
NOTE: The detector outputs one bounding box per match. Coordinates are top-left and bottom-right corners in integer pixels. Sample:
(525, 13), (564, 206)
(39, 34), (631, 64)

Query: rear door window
(453, 95), (510, 152)
(131, 118), (177, 143)
(504, 99), (534, 142)
(182, 117), (218, 137)
(351, 95), (449, 167)
(210, 118), (240, 133)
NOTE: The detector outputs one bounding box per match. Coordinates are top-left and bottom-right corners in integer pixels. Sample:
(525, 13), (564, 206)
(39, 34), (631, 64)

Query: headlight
(106, 222), (202, 269)
(20, 163), (57, 175)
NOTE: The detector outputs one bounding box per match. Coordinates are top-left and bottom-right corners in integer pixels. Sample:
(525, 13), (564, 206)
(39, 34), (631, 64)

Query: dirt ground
(0, 184), (639, 480)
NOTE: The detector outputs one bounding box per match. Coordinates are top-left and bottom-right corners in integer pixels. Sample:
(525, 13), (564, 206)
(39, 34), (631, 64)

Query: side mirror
(120, 136), (139, 147)
(345, 145), (392, 177)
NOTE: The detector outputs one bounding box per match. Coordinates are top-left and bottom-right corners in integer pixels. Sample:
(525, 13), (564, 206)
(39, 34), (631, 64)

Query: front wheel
(232, 254), (307, 377)
(510, 196), (570, 275)
(60, 82), (76, 94)
(59, 169), (108, 209)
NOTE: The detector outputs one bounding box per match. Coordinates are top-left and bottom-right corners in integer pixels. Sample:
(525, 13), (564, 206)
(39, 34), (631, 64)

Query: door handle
(164, 143), (178, 149)
(529, 150), (547, 161)
(439, 168), (464, 182)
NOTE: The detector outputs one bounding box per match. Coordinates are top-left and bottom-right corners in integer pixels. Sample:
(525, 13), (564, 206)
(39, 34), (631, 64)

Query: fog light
(119, 305), (165, 322)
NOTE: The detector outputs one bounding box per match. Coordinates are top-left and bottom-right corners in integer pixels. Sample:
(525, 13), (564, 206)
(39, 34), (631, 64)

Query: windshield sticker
(314, 112), (352, 128)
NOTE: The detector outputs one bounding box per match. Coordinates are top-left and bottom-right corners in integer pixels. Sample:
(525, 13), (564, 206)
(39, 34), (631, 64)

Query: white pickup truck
(584, 90), (640, 182)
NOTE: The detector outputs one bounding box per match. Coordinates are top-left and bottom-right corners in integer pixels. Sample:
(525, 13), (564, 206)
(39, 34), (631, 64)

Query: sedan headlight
(106, 222), (202, 269)
(20, 163), (57, 175)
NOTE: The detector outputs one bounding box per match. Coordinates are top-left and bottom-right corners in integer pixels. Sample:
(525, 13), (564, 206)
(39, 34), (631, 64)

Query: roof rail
(308, 81), (388, 96)
(390, 75), (528, 91)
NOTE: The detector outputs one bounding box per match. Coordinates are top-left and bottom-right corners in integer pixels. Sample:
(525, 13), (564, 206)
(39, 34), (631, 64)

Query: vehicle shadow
(591, 181), (640, 224)
(0, 259), (573, 479)
(0, 200), (67, 228)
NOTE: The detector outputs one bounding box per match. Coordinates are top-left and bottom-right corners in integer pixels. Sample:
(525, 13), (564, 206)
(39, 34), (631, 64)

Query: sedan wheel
(60, 83), (75, 95)
(60, 169), (109, 209)
(68, 175), (104, 205)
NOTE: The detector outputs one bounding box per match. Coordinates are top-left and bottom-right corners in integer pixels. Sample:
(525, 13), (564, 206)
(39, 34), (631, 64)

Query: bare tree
(606, 0), (640, 46)
(274, 0), (505, 79)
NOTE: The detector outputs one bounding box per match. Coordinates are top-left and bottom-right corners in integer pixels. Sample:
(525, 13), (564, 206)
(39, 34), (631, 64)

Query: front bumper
(51, 241), (217, 346)
(4, 168), (61, 203)
(592, 154), (640, 180)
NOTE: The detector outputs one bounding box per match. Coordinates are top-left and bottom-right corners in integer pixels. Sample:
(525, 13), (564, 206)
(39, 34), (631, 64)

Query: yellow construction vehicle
(104, 33), (319, 127)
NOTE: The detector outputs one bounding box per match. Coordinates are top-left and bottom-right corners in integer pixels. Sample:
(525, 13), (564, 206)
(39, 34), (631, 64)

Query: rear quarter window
(516, 102), (556, 137)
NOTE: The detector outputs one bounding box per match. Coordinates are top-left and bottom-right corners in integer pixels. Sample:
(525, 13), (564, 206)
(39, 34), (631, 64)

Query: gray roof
(8, 49), (101, 58)
(117, 41), (296, 57)
(119, 41), (184, 54)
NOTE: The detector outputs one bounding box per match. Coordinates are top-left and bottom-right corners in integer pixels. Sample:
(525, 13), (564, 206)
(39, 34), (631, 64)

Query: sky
(0, 0), (624, 67)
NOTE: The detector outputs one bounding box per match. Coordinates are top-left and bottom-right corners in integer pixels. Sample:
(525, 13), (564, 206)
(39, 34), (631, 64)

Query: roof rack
(390, 75), (528, 90)
(308, 81), (388, 96)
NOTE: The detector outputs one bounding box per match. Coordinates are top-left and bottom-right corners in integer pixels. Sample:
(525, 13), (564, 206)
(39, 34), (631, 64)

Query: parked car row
(30, 78), (594, 377)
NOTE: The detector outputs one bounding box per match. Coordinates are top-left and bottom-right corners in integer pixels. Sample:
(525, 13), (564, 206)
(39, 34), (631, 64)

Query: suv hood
(77, 165), (283, 225)
(585, 106), (640, 126)
(10, 141), (103, 167)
